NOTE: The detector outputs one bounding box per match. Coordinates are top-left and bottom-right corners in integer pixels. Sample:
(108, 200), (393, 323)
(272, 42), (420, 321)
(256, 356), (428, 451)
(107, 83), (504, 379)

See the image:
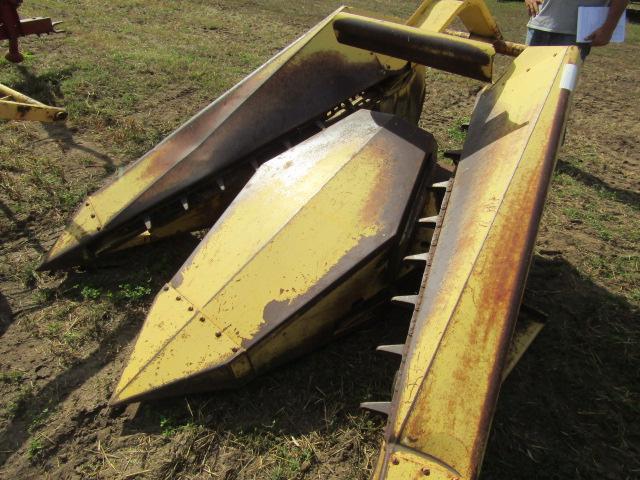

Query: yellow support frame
(0, 83), (66, 122)
(373, 44), (581, 480)
(407, 0), (502, 37)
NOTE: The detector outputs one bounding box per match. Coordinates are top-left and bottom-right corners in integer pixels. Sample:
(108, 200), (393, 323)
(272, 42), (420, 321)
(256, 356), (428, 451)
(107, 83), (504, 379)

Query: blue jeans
(526, 28), (591, 60)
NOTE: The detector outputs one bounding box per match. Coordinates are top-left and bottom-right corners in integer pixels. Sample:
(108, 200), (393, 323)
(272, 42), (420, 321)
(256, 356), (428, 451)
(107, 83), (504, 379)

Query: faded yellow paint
(393, 45), (571, 432)
(177, 136), (385, 344)
(383, 445), (462, 480)
(85, 10), (349, 228)
(174, 123), (380, 311)
(0, 82), (66, 122)
(111, 110), (429, 404)
(247, 250), (387, 371)
(377, 46), (580, 480)
(43, 6), (405, 266)
(112, 284), (238, 402)
(46, 198), (102, 258)
(407, 0), (501, 38)
(0, 100), (66, 122)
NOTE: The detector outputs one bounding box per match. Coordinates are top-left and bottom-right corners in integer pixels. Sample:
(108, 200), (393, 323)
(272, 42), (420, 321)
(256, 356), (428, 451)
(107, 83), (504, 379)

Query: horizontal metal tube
(333, 13), (494, 82)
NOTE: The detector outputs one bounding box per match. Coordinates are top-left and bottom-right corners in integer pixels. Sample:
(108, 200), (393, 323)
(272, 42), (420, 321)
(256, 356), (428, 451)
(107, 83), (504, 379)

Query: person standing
(525, 0), (629, 58)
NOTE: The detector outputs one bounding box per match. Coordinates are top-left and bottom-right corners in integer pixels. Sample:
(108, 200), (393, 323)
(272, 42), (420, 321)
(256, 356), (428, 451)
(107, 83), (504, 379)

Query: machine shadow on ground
(89, 254), (639, 479)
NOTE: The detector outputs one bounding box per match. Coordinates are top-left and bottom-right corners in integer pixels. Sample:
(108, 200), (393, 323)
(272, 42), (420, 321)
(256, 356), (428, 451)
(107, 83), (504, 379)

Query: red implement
(0, 0), (61, 63)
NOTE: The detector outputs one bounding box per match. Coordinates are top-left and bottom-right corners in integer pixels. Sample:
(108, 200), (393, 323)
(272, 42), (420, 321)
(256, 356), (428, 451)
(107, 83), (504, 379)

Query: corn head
(42, 1), (581, 478)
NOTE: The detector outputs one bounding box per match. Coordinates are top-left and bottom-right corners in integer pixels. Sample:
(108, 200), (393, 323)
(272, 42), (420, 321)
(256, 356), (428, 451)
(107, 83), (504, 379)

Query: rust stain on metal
(110, 50), (388, 230)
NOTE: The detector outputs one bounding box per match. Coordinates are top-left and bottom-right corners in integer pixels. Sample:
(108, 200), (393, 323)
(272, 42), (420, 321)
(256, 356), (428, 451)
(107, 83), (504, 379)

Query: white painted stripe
(560, 64), (579, 92)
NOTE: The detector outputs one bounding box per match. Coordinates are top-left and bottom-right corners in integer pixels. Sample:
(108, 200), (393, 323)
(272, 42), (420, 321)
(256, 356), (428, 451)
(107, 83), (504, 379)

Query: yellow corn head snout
(111, 110), (436, 404)
(43, 1), (581, 479)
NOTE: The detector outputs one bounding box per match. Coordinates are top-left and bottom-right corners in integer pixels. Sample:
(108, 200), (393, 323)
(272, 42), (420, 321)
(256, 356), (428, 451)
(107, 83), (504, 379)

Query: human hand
(525, 0), (543, 16)
(586, 25), (615, 46)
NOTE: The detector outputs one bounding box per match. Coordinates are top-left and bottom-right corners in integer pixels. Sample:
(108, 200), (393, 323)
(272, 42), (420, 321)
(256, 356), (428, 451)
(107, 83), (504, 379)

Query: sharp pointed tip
(110, 284), (245, 405)
(109, 379), (135, 407)
(361, 401), (391, 415)
(108, 394), (126, 408)
(39, 241), (85, 271)
(418, 215), (438, 226)
(109, 375), (160, 407)
(431, 180), (451, 189)
(376, 344), (404, 355)
(404, 253), (429, 263)
(391, 295), (418, 307)
(43, 200), (105, 269)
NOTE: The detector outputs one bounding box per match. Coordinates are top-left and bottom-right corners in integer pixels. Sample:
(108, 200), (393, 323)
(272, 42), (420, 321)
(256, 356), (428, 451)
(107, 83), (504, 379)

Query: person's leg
(526, 28), (552, 46)
(525, 29), (588, 61)
(526, 29), (579, 47)
(547, 32), (577, 46)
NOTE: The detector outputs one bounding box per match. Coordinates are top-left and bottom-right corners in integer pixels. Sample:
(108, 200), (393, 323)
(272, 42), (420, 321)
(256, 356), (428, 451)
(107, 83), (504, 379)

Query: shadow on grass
(0, 235), (200, 467)
(124, 302), (409, 432)
(41, 122), (115, 170)
(115, 256), (638, 479)
(0, 290), (12, 337)
(0, 310), (142, 466)
(557, 159), (640, 211)
(10, 65), (115, 170)
(1, 252), (637, 479)
(0, 199), (45, 254)
(10, 65), (72, 107)
(483, 255), (639, 479)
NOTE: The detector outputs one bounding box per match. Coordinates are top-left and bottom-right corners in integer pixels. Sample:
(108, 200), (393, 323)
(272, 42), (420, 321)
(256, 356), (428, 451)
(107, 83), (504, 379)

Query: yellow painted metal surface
(38, 2), (581, 477)
(111, 110), (434, 405)
(502, 314), (545, 380)
(407, 0), (501, 38)
(375, 45), (581, 480)
(44, 0), (508, 269)
(0, 82), (66, 122)
(42, 6), (413, 269)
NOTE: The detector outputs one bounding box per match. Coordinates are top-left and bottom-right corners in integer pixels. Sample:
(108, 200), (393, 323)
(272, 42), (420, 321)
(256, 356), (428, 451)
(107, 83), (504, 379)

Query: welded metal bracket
(503, 303), (548, 379)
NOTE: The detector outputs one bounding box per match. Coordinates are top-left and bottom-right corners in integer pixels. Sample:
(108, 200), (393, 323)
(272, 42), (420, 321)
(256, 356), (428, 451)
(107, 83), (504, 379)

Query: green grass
(447, 117), (470, 143)
(0, 371), (24, 384)
(26, 438), (45, 460)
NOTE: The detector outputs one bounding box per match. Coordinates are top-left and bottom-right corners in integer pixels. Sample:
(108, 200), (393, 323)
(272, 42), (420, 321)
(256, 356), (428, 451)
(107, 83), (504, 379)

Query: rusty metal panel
(375, 45), (581, 480)
(110, 110), (436, 405)
(41, 7), (414, 270)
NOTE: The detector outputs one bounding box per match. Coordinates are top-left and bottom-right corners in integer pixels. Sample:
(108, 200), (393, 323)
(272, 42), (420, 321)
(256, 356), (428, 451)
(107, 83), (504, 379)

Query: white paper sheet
(577, 7), (626, 43)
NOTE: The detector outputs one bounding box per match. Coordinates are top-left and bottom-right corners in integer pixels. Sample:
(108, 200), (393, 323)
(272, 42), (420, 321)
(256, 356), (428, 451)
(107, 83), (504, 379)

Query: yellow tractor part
(0, 82), (66, 122)
(42, 1), (581, 478)
(370, 45), (581, 480)
(40, 4), (499, 270)
(408, 0), (500, 35)
(110, 110), (437, 405)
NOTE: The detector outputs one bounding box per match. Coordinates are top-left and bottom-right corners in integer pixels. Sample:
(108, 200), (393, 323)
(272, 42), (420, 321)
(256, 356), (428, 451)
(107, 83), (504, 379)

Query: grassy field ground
(0, 1), (638, 479)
